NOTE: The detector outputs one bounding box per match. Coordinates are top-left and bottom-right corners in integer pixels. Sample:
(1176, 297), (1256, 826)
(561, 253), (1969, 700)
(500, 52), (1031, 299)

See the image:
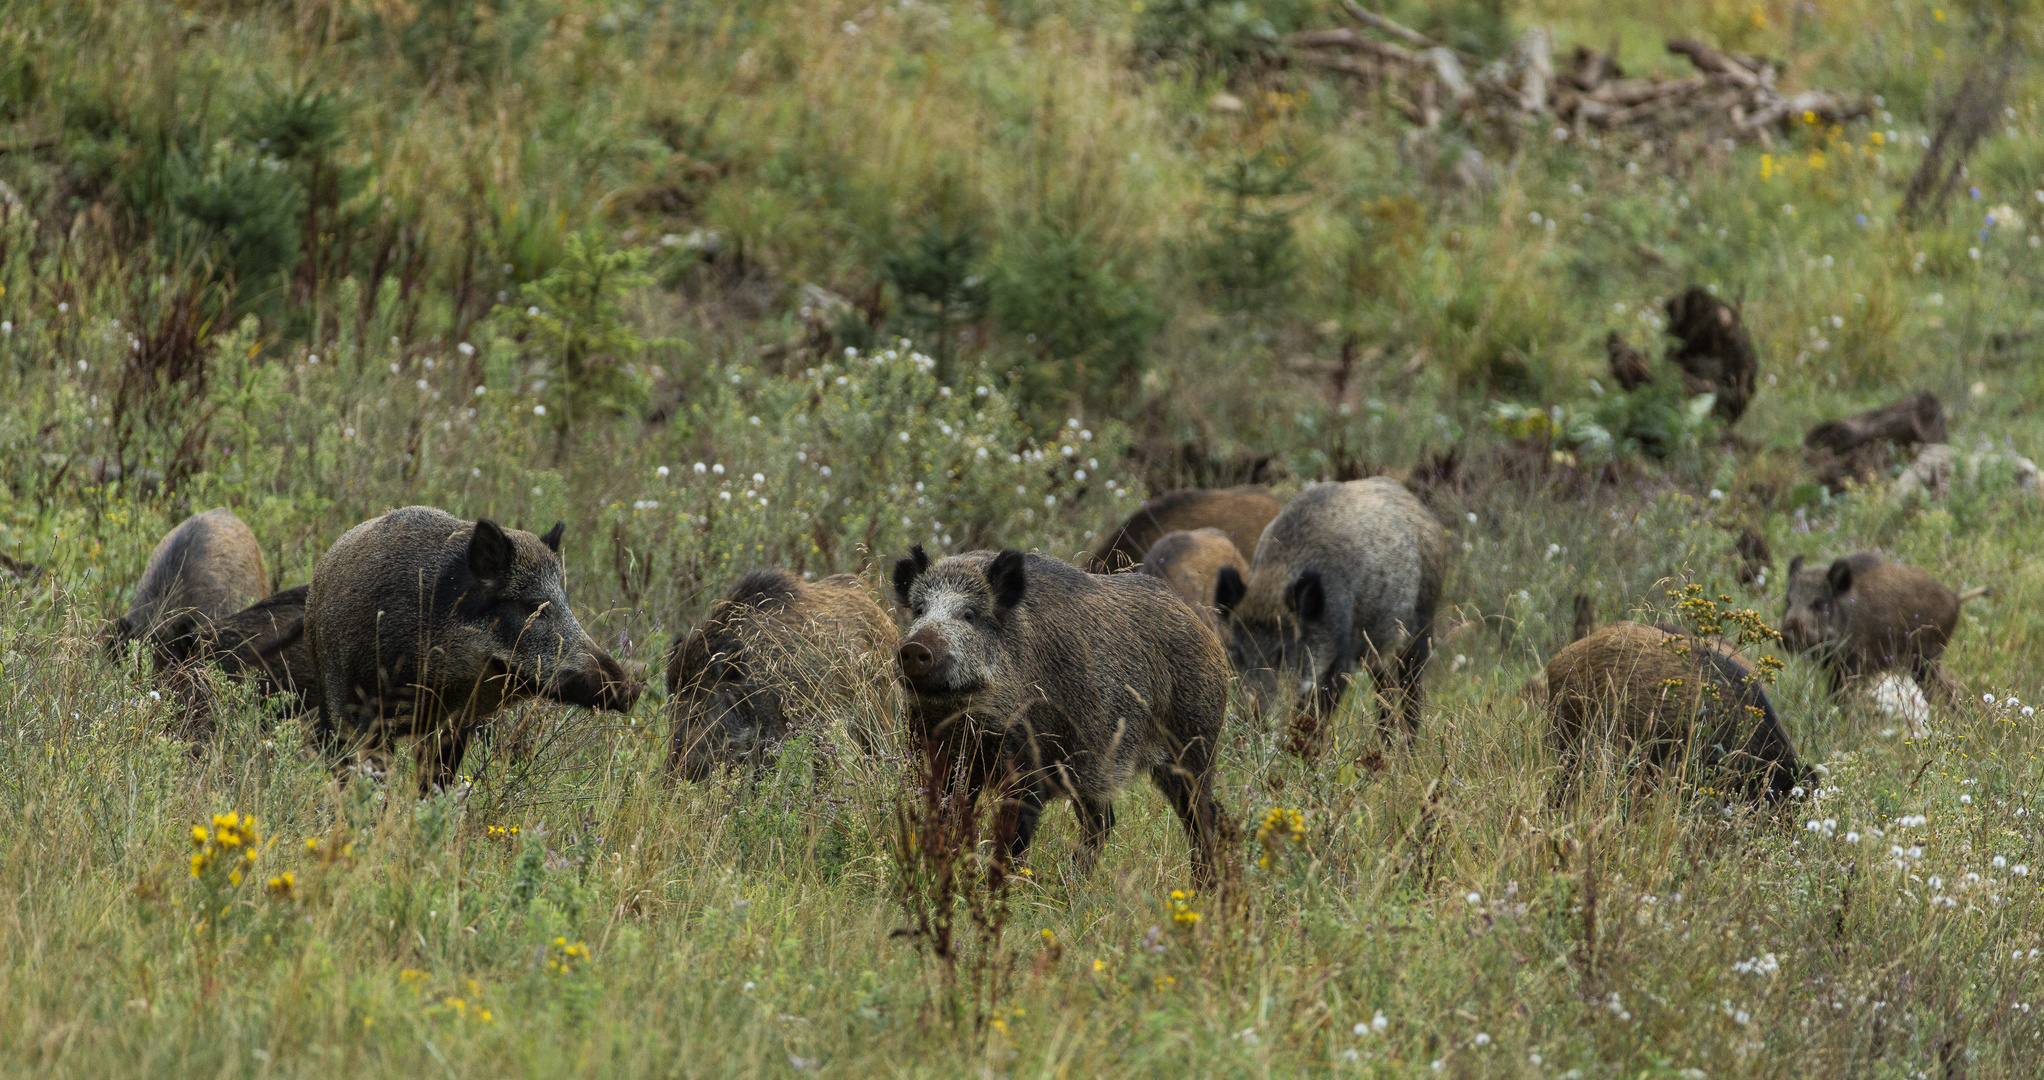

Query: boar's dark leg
(995, 701), (1074, 870)
(416, 718), (477, 796)
(1072, 796), (1116, 875)
(1151, 741), (1224, 891)
(1392, 631), (1431, 739)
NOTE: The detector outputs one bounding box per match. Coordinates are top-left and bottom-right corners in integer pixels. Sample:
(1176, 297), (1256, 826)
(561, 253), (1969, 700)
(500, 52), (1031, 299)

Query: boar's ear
(1213, 565), (1246, 616)
(468, 518), (515, 582)
(988, 549), (1028, 610)
(1825, 558), (1855, 596)
(1285, 570), (1327, 622)
(892, 544), (930, 606)
(1787, 554), (1804, 578)
(539, 521), (565, 554)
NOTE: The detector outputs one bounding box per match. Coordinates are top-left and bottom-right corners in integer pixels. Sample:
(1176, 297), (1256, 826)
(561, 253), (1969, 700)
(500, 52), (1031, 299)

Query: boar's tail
(1956, 586), (1990, 604)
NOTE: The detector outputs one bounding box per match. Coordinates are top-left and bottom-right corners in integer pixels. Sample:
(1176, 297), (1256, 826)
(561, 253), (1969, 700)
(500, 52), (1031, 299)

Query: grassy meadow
(4, 0), (2044, 1075)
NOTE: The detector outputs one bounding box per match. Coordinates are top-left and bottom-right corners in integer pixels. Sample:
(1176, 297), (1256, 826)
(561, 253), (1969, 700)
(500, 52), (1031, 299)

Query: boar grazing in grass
(306, 507), (641, 792)
(893, 546), (1231, 885)
(109, 508), (269, 669)
(1780, 553), (1975, 699)
(201, 586), (321, 716)
(1545, 621), (1809, 803)
(1212, 478), (1445, 735)
(1139, 528), (1248, 628)
(1090, 485), (1283, 573)
(666, 568), (901, 782)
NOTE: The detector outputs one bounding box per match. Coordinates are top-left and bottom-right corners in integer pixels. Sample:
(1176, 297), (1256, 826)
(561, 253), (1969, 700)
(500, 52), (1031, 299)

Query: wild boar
(1139, 528), (1248, 628)
(666, 568), (901, 782)
(1545, 621), (1809, 802)
(1090, 486), (1284, 573)
(893, 546), (1230, 885)
(109, 508), (269, 668)
(305, 507), (640, 792)
(1212, 478), (1445, 735)
(1780, 553), (1977, 698)
(203, 586), (321, 716)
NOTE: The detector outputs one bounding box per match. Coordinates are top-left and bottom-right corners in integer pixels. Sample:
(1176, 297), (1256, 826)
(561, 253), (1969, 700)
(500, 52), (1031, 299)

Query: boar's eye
(911, 605), (925, 618)
(960, 609), (976, 624)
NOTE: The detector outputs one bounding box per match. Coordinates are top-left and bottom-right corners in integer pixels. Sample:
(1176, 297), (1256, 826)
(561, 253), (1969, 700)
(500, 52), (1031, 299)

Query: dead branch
(1340, 0), (1443, 51)
(1299, 11), (1869, 145)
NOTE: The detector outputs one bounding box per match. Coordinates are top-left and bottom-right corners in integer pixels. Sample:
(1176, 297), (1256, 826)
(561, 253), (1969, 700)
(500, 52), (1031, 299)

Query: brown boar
(1780, 553), (1974, 698)
(1089, 485), (1284, 574)
(1545, 621), (1809, 802)
(1138, 528), (1248, 628)
(109, 508), (269, 669)
(666, 568), (901, 782)
(305, 507), (641, 793)
(894, 546), (1231, 885)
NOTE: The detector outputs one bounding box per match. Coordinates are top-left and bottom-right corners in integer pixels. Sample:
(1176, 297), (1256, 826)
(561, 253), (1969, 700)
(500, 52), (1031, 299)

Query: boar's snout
(898, 628), (949, 688)
(1779, 610), (1818, 653)
(554, 645), (644, 713)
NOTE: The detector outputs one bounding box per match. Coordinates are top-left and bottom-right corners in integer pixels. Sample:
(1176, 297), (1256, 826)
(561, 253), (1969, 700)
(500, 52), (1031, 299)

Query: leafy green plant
(988, 224), (1161, 416)
(883, 219), (988, 382)
(498, 232), (660, 461)
(1195, 147), (1310, 310)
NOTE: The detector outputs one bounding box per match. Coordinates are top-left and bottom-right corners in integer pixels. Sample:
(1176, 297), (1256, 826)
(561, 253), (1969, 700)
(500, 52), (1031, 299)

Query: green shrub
(987, 223), (1161, 416)
(882, 219), (989, 381)
(1132, 0), (1298, 77)
(497, 232), (660, 461)
(1194, 147), (1309, 310)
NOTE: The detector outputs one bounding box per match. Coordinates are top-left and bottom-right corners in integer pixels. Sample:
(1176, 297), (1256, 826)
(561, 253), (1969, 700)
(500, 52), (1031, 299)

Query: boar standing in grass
(200, 586), (322, 717)
(1545, 621), (1809, 803)
(1090, 485), (1284, 573)
(1212, 478), (1445, 735)
(108, 508), (269, 669)
(1779, 553), (1978, 699)
(1139, 528), (1248, 629)
(306, 507), (640, 793)
(893, 546), (1230, 885)
(666, 568), (901, 782)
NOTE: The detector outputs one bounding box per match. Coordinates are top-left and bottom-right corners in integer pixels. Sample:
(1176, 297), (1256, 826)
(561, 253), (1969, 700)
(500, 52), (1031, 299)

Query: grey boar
(1545, 621), (1809, 802)
(893, 546), (1231, 885)
(1780, 552), (1976, 698)
(666, 568), (901, 782)
(1139, 528), (1248, 628)
(203, 586), (322, 716)
(305, 506), (641, 792)
(109, 508), (269, 668)
(1211, 478), (1445, 734)
(1090, 485), (1284, 573)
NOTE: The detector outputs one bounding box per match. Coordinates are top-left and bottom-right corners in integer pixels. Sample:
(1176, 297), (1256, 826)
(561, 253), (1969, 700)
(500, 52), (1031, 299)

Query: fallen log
(1804, 392), (1947, 454)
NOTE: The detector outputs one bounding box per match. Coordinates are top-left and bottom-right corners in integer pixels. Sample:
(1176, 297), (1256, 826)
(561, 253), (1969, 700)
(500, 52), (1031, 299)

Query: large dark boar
(109, 508), (269, 668)
(1089, 486), (1284, 573)
(203, 586), (321, 716)
(1546, 621), (1809, 802)
(893, 546), (1231, 884)
(1139, 528), (1248, 629)
(305, 507), (641, 792)
(1780, 553), (1975, 698)
(1212, 478), (1445, 734)
(666, 568), (901, 782)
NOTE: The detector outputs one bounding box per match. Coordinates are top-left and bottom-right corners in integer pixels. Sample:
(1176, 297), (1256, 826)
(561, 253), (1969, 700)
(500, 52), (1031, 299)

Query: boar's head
(892, 545), (1022, 705)
(1212, 564), (1346, 712)
(460, 519), (639, 714)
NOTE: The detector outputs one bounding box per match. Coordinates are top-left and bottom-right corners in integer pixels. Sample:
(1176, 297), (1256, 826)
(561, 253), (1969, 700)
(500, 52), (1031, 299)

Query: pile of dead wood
(1291, 1), (1869, 141)
(1806, 391), (1947, 493)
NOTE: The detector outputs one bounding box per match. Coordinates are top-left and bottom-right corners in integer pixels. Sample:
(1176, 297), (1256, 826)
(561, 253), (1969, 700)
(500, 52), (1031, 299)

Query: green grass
(3, 0), (2044, 1075)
